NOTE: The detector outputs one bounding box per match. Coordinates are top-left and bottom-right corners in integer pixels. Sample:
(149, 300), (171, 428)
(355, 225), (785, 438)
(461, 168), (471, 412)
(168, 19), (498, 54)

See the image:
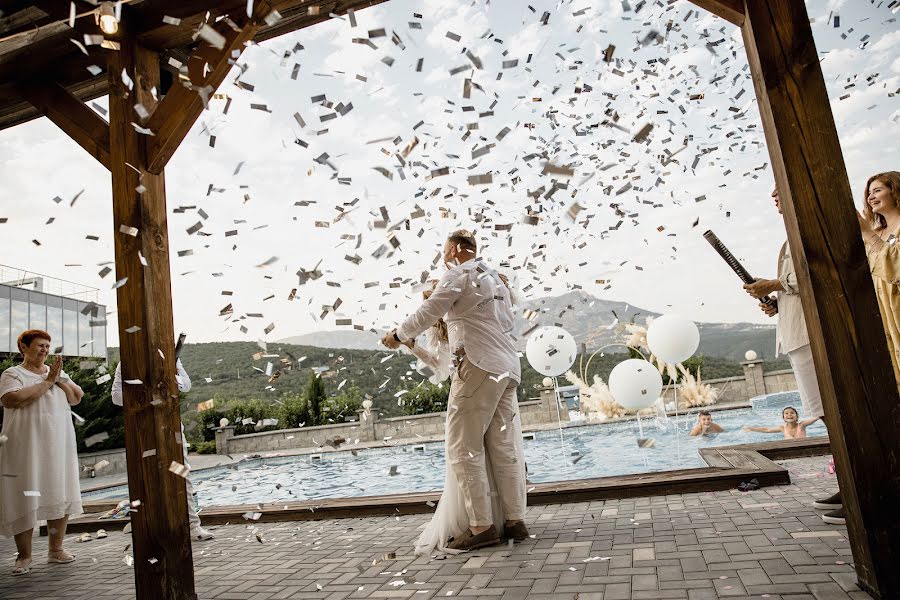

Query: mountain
(279, 329), (382, 350)
(279, 290), (777, 362)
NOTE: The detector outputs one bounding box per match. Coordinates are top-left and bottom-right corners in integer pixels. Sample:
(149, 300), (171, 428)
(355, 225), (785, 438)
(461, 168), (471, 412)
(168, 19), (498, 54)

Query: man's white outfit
(776, 241), (824, 419)
(111, 360), (212, 538)
(409, 329), (526, 555)
(398, 258), (526, 543)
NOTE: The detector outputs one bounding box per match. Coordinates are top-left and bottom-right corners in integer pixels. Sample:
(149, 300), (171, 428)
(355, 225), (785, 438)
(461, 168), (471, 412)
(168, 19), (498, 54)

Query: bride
(404, 282), (527, 556)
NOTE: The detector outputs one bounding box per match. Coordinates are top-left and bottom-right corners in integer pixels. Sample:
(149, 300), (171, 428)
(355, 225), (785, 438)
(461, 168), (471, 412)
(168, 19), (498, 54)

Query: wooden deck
(52, 436), (829, 535)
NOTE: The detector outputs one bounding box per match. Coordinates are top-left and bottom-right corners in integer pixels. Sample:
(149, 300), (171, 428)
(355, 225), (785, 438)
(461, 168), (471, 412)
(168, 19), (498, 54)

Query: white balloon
(525, 326), (578, 377)
(647, 315), (700, 364)
(608, 359), (664, 411)
(744, 350), (758, 361)
(542, 377), (553, 387)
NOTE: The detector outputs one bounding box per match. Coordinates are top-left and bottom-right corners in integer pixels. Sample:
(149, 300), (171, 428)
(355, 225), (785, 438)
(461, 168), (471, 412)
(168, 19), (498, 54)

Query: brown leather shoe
(447, 525), (500, 551)
(504, 520), (529, 542)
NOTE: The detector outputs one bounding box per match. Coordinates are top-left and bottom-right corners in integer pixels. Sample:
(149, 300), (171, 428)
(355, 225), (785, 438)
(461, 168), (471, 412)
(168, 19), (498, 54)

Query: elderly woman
(0, 329), (84, 575)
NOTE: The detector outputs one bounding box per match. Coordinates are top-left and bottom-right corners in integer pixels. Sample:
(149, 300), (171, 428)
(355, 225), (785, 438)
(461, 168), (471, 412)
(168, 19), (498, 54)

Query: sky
(0, 0), (898, 348)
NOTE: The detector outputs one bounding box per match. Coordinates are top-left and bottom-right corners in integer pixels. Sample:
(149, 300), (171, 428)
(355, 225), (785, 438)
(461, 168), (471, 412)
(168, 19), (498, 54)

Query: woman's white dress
(0, 365), (83, 536)
(410, 330), (527, 556)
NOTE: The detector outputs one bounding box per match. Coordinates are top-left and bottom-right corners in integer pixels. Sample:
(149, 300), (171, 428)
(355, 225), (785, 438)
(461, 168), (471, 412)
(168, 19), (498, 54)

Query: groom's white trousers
(446, 357), (527, 527)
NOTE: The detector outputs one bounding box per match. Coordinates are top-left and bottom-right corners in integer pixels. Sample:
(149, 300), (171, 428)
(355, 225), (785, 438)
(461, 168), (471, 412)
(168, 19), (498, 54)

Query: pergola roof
(0, 0), (387, 130)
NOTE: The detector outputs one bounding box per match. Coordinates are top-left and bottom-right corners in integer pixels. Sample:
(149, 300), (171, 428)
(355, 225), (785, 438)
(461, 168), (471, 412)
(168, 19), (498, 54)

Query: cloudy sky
(0, 0), (898, 348)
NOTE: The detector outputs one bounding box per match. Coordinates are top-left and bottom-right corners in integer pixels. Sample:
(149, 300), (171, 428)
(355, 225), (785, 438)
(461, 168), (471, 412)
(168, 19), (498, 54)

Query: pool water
(85, 392), (824, 506)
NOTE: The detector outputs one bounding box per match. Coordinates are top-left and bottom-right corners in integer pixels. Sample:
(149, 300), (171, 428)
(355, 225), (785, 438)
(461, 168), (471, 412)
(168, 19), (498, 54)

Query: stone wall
(78, 448), (127, 480)
(214, 387), (570, 454)
(658, 361), (796, 408)
(217, 420), (367, 454)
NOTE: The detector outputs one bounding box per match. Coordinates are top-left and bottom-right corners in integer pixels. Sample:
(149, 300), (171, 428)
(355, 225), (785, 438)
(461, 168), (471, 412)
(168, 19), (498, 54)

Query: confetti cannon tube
(703, 230), (777, 309)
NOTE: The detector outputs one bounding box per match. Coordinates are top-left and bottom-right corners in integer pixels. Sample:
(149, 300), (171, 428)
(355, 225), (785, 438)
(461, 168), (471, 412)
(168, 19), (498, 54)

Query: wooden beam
(107, 12), (197, 600)
(742, 2), (900, 598)
(0, 73), (105, 130)
(687, 0), (744, 26)
(17, 80), (110, 169)
(144, 9), (263, 174)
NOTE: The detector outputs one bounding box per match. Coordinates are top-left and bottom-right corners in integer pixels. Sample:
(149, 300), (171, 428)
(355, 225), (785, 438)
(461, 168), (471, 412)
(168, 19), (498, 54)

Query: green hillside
(110, 340), (787, 415)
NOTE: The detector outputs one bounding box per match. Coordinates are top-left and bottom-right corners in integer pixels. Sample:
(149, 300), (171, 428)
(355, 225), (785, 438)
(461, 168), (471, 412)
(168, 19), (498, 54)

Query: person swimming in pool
(689, 411), (725, 436)
(742, 406), (819, 440)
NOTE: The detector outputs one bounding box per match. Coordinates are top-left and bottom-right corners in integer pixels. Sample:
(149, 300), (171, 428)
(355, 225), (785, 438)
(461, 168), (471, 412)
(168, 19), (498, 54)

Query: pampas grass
(564, 370), (626, 420)
(674, 363), (719, 409)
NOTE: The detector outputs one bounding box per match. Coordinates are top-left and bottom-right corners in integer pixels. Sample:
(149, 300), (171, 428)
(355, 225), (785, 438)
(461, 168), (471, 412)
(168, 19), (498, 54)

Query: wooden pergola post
(738, 1), (900, 598)
(106, 15), (197, 600)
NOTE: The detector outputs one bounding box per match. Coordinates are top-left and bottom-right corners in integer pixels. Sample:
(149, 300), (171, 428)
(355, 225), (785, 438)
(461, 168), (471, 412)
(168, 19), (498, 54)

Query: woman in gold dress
(857, 171), (900, 385)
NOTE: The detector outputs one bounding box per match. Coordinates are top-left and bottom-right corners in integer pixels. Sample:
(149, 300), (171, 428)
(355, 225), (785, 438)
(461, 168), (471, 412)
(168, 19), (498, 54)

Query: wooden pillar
(107, 19), (196, 600)
(741, 2), (900, 598)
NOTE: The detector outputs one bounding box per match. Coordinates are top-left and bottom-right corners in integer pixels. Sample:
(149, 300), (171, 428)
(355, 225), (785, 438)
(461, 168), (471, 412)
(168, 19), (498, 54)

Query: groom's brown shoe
(447, 526), (500, 551)
(504, 520), (529, 542)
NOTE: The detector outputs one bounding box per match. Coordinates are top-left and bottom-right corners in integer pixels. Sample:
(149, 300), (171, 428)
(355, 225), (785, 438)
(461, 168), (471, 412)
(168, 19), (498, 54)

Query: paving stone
(0, 457), (873, 600)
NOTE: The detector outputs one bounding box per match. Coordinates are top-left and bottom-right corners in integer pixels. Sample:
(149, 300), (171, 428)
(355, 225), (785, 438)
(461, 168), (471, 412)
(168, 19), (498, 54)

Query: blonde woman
(857, 171), (900, 385)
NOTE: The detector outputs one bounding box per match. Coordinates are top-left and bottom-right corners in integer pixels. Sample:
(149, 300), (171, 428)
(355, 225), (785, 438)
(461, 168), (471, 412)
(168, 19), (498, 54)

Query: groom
(382, 229), (528, 550)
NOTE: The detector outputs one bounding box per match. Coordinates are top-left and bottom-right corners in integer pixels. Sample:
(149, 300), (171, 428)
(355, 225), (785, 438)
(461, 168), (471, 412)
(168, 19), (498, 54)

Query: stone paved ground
(0, 457), (870, 600)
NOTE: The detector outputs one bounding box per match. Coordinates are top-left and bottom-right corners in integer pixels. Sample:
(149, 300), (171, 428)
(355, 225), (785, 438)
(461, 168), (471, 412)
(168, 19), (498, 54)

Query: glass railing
(0, 264), (100, 303)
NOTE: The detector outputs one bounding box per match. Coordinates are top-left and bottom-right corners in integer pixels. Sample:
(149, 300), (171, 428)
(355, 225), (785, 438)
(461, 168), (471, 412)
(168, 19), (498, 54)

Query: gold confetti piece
(118, 224), (138, 237)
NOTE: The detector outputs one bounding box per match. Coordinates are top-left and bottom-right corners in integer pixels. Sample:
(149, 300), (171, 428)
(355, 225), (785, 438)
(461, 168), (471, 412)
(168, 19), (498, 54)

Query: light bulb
(98, 2), (118, 35)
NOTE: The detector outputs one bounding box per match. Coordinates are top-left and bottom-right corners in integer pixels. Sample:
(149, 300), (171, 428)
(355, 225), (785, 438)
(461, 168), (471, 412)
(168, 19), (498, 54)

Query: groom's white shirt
(397, 258), (521, 383)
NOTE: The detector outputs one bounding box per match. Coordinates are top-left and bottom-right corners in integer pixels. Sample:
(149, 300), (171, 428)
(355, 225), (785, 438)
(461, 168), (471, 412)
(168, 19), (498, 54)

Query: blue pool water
(86, 392), (824, 505)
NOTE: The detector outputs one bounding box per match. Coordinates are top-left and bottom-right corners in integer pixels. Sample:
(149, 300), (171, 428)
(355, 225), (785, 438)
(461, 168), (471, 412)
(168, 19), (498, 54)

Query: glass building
(0, 265), (107, 359)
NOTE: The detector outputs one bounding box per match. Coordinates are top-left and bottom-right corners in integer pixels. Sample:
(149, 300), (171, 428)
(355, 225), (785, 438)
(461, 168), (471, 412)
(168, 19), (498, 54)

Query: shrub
(278, 393), (310, 429)
(323, 386), (363, 423)
(195, 400), (227, 442)
(224, 399), (278, 435)
(192, 440), (217, 455)
(400, 380), (450, 416)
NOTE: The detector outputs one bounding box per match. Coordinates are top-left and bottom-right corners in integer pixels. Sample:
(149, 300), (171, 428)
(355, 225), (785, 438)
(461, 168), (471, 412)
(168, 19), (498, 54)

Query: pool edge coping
(55, 436), (829, 535)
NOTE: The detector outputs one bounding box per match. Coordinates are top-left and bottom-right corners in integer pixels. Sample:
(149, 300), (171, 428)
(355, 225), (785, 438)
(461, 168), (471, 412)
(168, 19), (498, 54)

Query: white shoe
(191, 526), (215, 541)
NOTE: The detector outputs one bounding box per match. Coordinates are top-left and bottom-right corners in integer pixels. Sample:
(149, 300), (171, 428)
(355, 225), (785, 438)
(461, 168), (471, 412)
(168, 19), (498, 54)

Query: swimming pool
(85, 392), (824, 506)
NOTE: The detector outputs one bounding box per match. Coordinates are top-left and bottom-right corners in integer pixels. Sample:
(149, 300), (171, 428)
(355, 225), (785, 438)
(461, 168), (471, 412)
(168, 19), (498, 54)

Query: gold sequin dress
(866, 225), (900, 387)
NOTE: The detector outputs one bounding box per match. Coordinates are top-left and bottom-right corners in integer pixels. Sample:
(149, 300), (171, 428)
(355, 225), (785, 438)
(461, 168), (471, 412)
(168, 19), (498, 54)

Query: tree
(68, 359), (122, 453)
(305, 371), (326, 426)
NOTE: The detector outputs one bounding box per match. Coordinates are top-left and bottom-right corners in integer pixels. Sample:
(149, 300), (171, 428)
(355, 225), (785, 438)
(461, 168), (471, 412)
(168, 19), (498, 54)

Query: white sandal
(12, 557), (32, 576)
(47, 550), (75, 564)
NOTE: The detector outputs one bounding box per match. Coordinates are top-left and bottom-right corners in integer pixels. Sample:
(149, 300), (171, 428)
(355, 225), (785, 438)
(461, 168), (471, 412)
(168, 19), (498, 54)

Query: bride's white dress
(409, 329), (527, 556)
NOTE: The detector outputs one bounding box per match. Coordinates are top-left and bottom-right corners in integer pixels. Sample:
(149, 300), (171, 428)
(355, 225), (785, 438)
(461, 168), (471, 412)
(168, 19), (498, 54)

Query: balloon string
(553, 377), (567, 468)
(636, 412), (649, 470)
(673, 369), (681, 462)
